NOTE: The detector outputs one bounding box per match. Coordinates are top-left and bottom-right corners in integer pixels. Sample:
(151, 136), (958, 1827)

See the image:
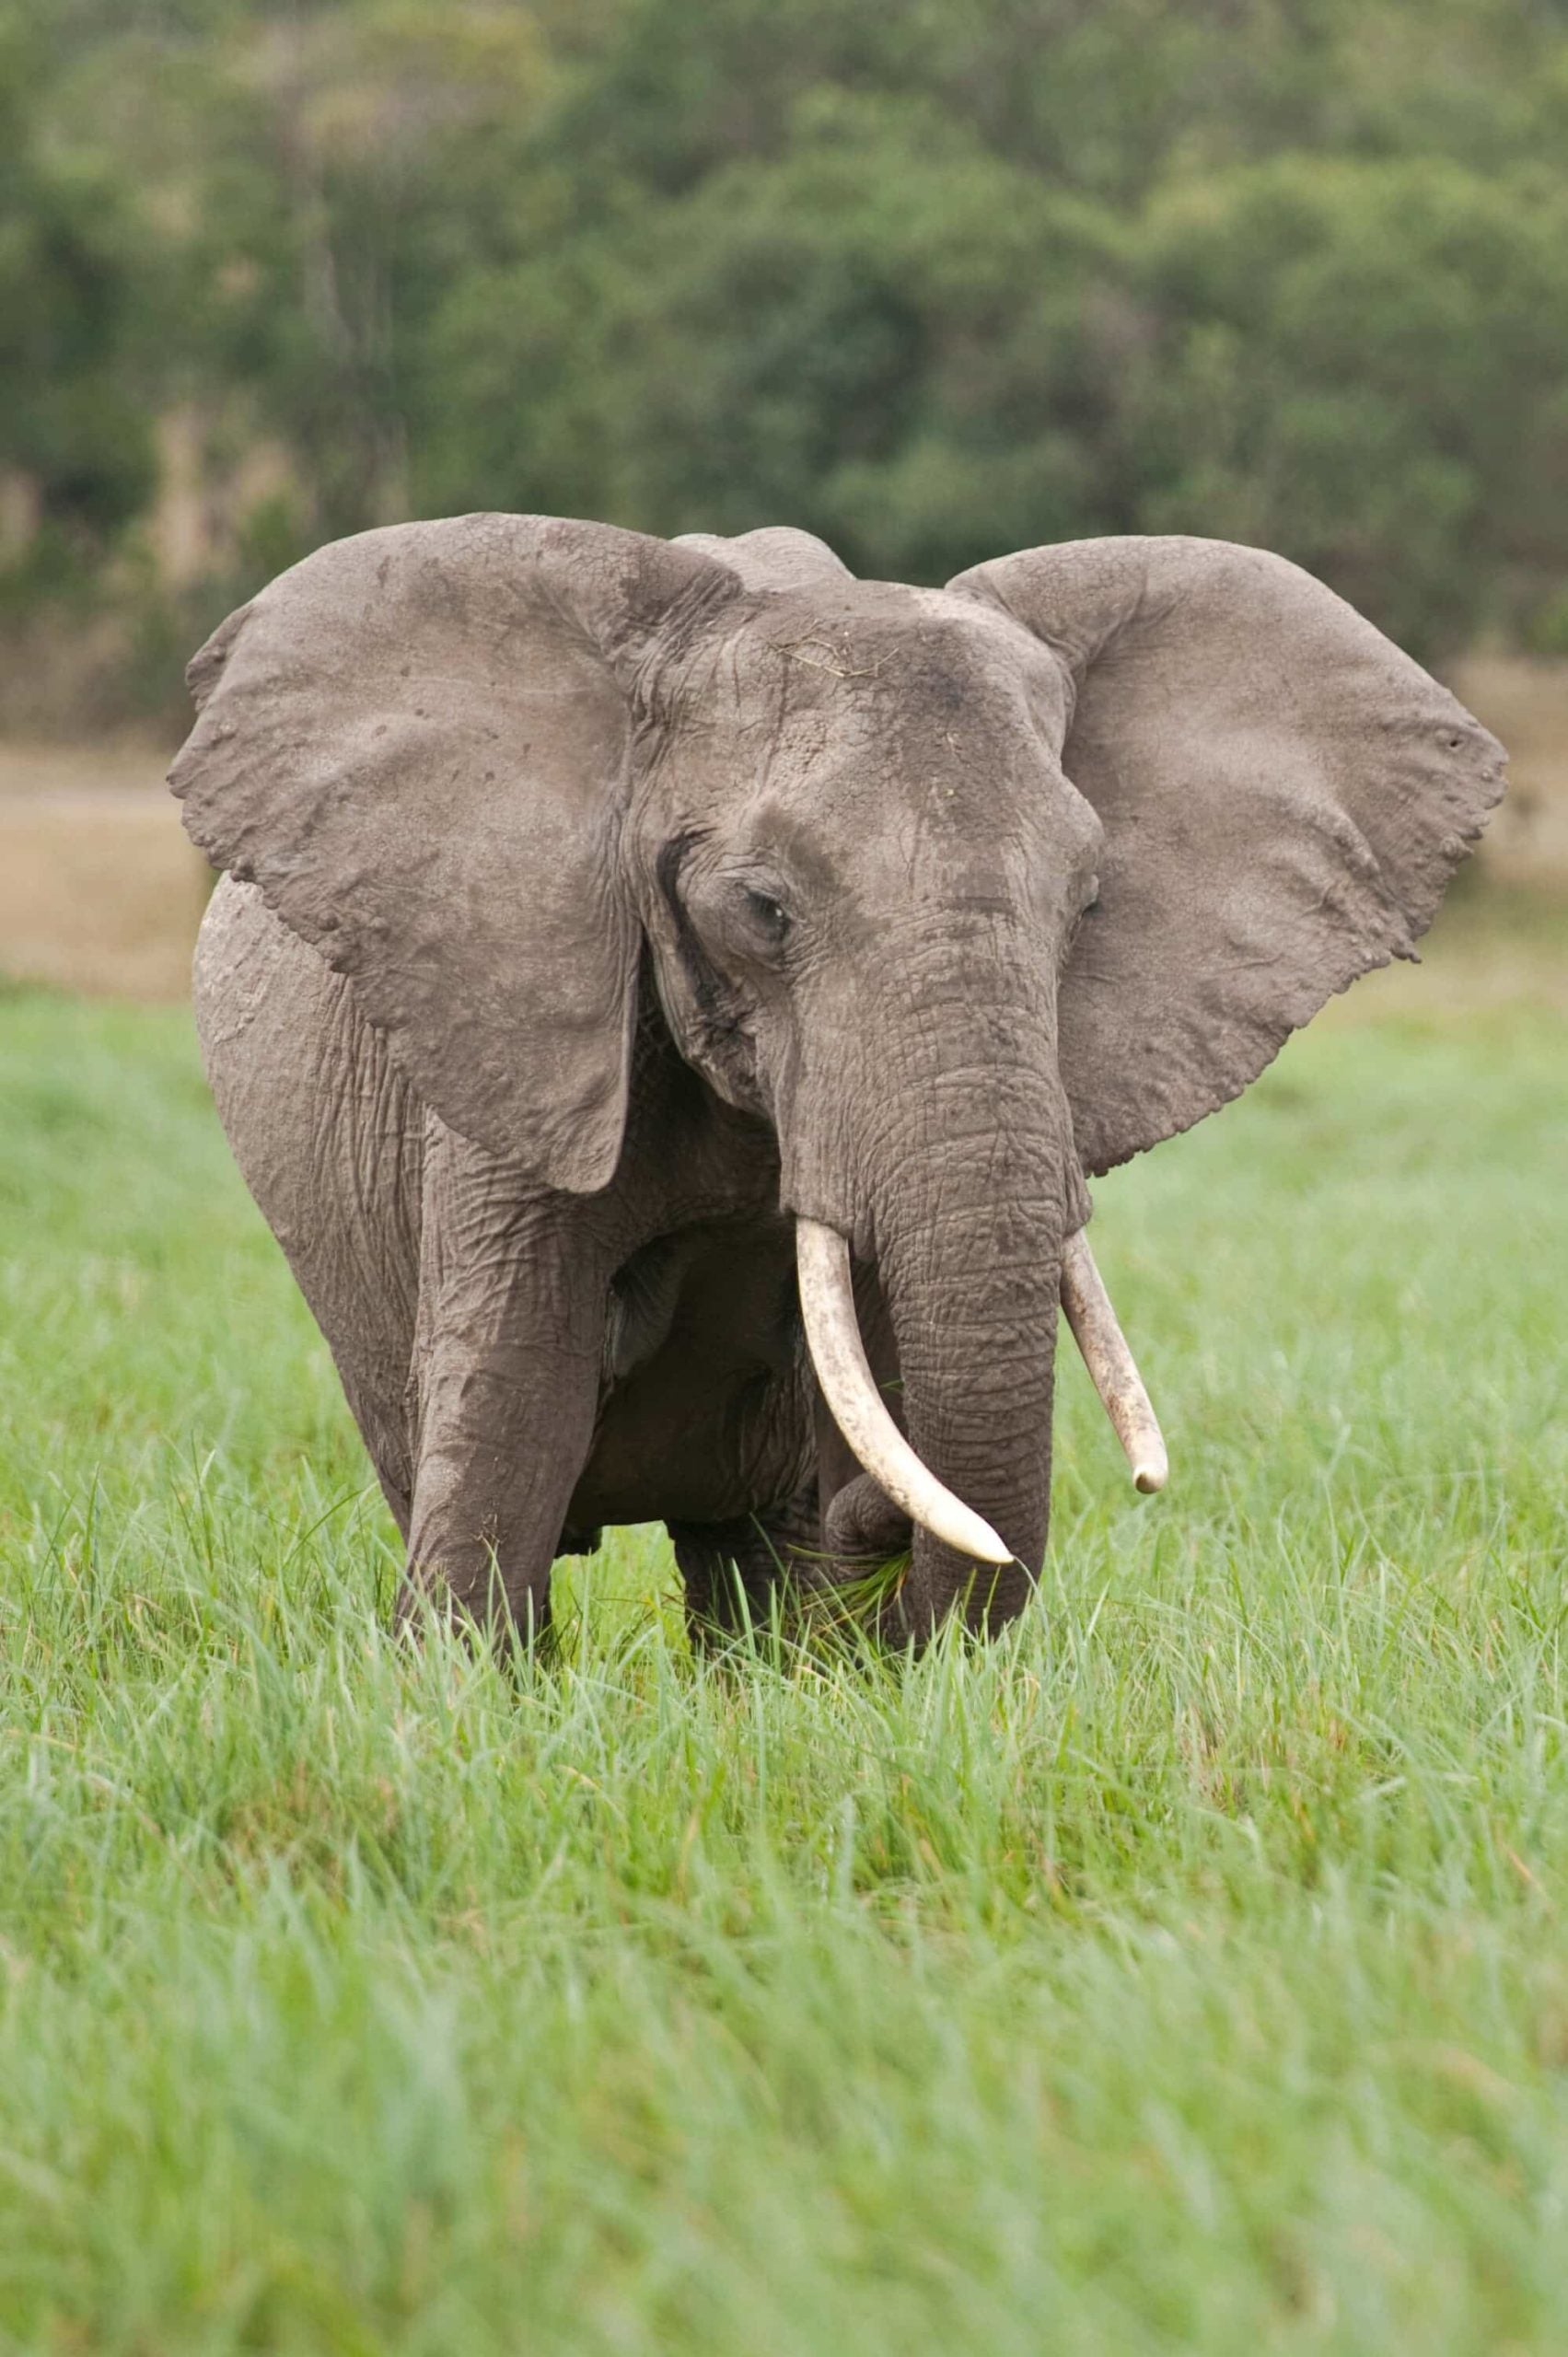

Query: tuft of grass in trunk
(0, 968), (1563, 2353)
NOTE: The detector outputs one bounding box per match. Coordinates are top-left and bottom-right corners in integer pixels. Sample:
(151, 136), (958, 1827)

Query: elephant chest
(566, 1213), (814, 1530)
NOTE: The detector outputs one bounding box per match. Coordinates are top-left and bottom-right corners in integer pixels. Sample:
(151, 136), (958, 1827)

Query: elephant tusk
(796, 1219), (1015, 1568)
(1059, 1229), (1167, 1494)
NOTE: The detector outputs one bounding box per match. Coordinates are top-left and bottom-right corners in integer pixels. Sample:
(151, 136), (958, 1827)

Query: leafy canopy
(3, 0), (1566, 700)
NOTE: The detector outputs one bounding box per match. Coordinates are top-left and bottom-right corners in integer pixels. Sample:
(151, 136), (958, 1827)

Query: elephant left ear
(169, 515), (739, 1191)
(947, 536), (1506, 1176)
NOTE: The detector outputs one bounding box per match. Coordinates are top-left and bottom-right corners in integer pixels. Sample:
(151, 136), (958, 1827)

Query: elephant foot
(393, 1556), (555, 1662)
(668, 1492), (822, 1646)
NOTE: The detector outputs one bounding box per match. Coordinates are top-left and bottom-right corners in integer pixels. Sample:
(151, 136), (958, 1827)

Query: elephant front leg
(402, 1127), (611, 1641)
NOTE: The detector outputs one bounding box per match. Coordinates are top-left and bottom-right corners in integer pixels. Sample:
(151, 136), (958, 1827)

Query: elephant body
(174, 518), (1504, 1641)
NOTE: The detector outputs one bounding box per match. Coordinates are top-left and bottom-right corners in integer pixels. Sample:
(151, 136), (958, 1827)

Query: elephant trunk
(785, 937), (1164, 1637)
(866, 1049), (1070, 1633)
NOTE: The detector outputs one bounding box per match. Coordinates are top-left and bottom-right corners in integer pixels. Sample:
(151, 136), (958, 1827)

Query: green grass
(0, 971), (1564, 2355)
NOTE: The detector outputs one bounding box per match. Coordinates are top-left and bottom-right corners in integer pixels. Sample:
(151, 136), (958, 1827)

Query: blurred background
(1, 0), (1564, 997)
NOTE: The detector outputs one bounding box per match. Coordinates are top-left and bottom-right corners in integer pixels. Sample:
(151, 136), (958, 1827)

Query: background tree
(2, 0), (1565, 723)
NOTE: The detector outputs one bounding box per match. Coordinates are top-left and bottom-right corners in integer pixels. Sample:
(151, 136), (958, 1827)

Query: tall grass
(0, 979), (1563, 2352)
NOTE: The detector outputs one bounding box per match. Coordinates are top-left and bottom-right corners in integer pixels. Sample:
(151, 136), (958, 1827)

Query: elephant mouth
(795, 1216), (1167, 1567)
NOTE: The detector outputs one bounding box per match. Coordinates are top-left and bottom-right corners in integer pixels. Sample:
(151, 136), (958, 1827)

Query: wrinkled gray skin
(171, 518), (1504, 1642)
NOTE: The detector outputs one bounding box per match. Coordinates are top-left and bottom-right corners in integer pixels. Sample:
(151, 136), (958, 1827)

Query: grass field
(0, 946), (1564, 2353)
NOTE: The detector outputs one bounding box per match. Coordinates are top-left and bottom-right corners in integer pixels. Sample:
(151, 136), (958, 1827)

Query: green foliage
(0, 12), (157, 556)
(2, 0), (1567, 702)
(1123, 156), (1568, 654)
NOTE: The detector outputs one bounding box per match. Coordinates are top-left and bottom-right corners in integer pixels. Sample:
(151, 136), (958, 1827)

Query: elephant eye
(742, 886), (790, 937)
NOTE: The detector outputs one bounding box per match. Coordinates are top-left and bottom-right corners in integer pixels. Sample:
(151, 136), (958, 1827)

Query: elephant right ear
(949, 536), (1506, 1177)
(170, 515), (738, 1190)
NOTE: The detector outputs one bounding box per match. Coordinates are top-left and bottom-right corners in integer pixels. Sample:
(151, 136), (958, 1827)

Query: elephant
(169, 516), (1504, 1643)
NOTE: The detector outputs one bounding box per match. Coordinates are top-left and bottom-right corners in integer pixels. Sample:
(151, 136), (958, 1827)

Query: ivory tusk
(796, 1219), (1015, 1567)
(1059, 1229), (1168, 1493)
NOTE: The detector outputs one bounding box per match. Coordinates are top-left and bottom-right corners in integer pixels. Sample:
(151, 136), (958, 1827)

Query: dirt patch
(0, 779), (208, 1002)
(1450, 655), (1568, 884)
(0, 736), (175, 802)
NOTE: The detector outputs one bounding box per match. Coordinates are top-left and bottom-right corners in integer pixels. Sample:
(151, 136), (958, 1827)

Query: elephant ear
(947, 536), (1505, 1175)
(170, 514), (738, 1190)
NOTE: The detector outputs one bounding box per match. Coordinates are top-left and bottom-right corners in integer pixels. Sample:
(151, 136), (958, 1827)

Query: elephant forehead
(749, 770), (1098, 922)
(764, 589), (1051, 708)
(671, 587), (1069, 762)
(753, 789), (1057, 907)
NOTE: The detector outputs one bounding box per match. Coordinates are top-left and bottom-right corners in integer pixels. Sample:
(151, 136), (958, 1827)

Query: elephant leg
(403, 1121), (612, 1639)
(669, 1484), (821, 1644)
(193, 877), (424, 1532)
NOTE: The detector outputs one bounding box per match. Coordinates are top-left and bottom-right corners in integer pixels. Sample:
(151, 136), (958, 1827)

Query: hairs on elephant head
(170, 516), (1504, 1643)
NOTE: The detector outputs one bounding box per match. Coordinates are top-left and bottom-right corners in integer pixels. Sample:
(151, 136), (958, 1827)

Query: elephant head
(171, 514), (1504, 1634)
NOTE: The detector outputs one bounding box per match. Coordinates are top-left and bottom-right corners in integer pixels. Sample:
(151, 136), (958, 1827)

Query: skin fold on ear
(170, 514), (738, 1190)
(948, 536), (1506, 1176)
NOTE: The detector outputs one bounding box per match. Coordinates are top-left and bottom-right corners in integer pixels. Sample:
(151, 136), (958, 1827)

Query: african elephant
(169, 517), (1504, 1642)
